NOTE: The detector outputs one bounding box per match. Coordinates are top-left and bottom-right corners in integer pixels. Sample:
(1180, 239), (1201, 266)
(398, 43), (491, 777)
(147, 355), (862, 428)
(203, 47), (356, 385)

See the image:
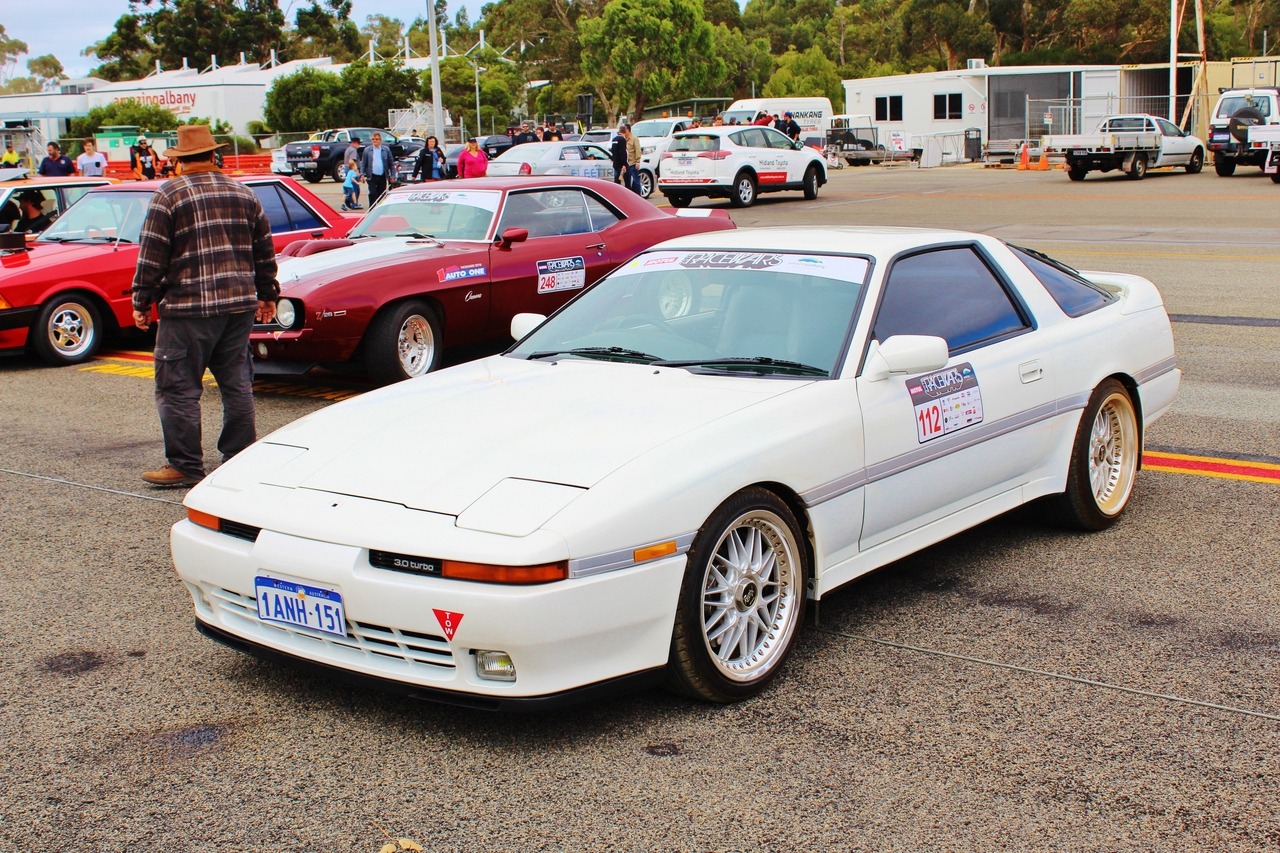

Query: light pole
(473, 62), (486, 138)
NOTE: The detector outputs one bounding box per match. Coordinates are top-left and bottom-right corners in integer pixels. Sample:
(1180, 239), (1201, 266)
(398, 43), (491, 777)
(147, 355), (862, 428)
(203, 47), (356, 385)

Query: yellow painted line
(82, 357), (361, 401)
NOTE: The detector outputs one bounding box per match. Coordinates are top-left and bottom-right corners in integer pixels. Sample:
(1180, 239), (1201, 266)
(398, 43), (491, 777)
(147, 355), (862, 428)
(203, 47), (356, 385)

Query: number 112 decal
(907, 362), (984, 444)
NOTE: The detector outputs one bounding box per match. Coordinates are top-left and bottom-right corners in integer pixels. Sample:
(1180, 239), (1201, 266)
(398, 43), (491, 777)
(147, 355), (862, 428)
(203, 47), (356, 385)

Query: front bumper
(172, 519), (686, 704)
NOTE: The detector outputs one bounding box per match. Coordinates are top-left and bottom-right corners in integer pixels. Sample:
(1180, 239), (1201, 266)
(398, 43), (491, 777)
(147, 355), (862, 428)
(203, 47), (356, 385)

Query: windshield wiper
(396, 231), (440, 241)
(652, 356), (828, 376)
(527, 346), (660, 363)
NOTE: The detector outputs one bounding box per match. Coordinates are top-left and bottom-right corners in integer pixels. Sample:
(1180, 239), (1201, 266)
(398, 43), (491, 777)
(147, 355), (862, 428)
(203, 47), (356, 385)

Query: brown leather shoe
(141, 464), (205, 487)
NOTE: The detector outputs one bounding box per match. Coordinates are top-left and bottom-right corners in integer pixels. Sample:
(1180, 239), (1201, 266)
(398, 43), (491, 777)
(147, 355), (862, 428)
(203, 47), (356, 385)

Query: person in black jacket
(610, 126), (628, 185)
(411, 136), (448, 181)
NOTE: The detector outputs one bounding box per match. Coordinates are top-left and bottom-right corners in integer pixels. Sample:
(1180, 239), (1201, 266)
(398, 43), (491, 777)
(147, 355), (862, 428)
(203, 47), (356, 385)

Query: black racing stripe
(1168, 314), (1280, 328)
(1146, 445), (1280, 466)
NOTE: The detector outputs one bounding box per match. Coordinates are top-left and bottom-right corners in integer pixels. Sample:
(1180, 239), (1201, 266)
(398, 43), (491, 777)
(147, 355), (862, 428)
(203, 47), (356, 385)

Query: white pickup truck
(1247, 124), (1280, 184)
(1041, 114), (1206, 181)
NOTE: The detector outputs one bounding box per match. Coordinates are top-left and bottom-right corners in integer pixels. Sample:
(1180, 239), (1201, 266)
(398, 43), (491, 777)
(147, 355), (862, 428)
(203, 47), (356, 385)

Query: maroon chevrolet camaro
(0, 177), (357, 366)
(254, 176), (736, 385)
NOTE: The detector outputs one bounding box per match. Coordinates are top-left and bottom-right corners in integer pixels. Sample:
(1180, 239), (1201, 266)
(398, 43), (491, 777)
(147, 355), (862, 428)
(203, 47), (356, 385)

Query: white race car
(658, 125), (827, 208)
(172, 227), (1179, 709)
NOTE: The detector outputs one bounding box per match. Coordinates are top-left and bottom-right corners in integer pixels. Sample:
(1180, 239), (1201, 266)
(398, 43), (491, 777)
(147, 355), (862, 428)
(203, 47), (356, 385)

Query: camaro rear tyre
(802, 165), (820, 200)
(365, 300), (442, 385)
(32, 294), (104, 365)
(730, 172), (756, 208)
(666, 488), (808, 703)
(1052, 379), (1140, 531)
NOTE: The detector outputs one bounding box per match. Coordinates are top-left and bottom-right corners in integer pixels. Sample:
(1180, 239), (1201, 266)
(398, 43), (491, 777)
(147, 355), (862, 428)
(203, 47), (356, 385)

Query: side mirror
(497, 227), (528, 249)
(510, 312), (545, 341)
(862, 335), (950, 382)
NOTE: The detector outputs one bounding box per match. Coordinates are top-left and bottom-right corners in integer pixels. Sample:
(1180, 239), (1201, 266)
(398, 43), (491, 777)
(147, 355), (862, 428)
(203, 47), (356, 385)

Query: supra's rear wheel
(1214, 157), (1236, 177)
(1128, 153), (1147, 180)
(1051, 379), (1140, 531)
(666, 488), (808, 703)
(802, 165), (820, 199)
(730, 172), (756, 207)
(32, 294), (104, 365)
(1185, 148), (1204, 174)
(364, 300), (441, 385)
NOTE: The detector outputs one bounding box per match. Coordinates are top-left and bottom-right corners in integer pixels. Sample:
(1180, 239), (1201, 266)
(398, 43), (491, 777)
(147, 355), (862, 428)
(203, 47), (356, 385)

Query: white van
(720, 98), (834, 137)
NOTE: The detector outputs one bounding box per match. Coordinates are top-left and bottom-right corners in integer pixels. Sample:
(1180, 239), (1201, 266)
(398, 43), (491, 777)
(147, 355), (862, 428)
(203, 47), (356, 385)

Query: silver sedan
(485, 141), (617, 181)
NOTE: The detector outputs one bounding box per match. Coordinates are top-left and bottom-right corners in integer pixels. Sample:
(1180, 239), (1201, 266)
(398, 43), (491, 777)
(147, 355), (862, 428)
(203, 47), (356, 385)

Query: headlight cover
(276, 297), (298, 329)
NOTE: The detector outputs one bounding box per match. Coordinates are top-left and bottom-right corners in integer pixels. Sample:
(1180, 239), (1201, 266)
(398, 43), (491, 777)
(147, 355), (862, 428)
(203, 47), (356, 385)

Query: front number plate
(255, 576), (346, 637)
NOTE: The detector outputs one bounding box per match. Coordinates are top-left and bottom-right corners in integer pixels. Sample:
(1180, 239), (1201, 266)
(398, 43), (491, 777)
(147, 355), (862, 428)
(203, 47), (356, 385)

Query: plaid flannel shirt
(131, 164), (279, 317)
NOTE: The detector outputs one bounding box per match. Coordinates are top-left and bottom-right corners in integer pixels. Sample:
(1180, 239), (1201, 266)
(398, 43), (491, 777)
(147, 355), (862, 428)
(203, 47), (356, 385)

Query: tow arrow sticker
(433, 609), (463, 641)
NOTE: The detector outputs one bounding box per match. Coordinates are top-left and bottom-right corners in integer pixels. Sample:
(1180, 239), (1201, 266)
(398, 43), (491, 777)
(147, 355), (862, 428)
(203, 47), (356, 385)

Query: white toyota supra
(171, 227), (1180, 709)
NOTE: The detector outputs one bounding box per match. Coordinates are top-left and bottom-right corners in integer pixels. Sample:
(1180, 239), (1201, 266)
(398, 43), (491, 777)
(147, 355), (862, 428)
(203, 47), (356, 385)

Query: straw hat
(163, 125), (225, 158)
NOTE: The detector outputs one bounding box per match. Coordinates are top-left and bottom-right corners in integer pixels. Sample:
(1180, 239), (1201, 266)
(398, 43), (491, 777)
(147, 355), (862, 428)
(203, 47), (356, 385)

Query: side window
(1156, 118), (1181, 136)
(253, 184), (293, 233)
(583, 193), (623, 232)
(736, 128), (768, 148)
(278, 188), (324, 231)
(875, 95), (904, 122)
(60, 186), (97, 210)
(1010, 246), (1116, 318)
(872, 247), (1030, 353)
(497, 190), (591, 237)
(335, 131), (349, 142)
(763, 129), (794, 149)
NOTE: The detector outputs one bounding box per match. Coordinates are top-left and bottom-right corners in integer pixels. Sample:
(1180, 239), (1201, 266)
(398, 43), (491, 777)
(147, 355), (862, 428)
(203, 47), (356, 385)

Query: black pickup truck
(284, 128), (421, 183)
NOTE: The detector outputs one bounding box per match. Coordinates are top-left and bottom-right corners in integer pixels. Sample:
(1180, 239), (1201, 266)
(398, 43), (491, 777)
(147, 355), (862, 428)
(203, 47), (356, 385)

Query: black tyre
(1228, 108), (1265, 143)
(1214, 157), (1236, 177)
(666, 488), (809, 703)
(1127, 153), (1147, 180)
(301, 169), (323, 184)
(1067, 165), (1087, 182)
(637, 169), (655, 198)
(802, 165), (820, 200)
(31, 293), (105, 366)
(364, 300), (442, 386)
(729, 172), (756, 208)
(1185, 148), (1204, 174)
(666, 193), (691, 209)
(1272, 173), (1280, 184)
(332, 159), (346, 182)
(1050, 379), (1140, 531)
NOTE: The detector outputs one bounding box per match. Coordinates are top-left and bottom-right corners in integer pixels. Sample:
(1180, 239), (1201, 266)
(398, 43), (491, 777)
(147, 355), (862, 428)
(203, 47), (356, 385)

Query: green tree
(361, 14), (406, 57)
(710, 24), (774, 100)
(741, 0), (836, 54)
(263, 65), (345, 131)
(0, 24), (29, 83)
(337, 60), (423, 127)
(67, 102), (182, 138)
(292, 0), (362, 61)
(579, 0), (724, 122)
(763, 45), (844, 103)
(901, 0), (996, 68)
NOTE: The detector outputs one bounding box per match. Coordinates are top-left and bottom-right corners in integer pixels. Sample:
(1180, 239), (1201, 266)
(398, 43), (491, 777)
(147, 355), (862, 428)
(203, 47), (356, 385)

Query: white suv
(1206, 87), (1280, 176)
(657, 125), (827, 208)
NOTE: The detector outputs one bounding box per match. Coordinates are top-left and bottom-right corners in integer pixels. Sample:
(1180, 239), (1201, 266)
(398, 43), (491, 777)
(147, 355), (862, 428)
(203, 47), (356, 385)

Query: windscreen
(347, 189), (500, 241)
(37, 191), (150, 244)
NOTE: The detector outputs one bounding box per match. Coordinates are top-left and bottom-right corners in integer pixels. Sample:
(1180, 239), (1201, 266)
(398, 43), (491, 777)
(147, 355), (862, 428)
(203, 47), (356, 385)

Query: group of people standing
(610, 124), (643, 194)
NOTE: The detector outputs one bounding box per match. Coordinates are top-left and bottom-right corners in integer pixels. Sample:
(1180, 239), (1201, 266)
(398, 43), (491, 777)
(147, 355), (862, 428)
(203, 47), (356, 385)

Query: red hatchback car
(0, 177), (356, 366)
(254, 176), (736, 384)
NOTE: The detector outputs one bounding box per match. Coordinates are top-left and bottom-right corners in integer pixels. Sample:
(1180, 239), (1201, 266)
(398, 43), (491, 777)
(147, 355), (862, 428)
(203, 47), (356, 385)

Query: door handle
(1019, 360), (1043, 383)
(586, 242), (606, 250)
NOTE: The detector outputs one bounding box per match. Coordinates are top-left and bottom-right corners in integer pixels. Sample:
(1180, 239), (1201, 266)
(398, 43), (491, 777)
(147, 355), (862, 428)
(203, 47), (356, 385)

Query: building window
(933, 93), (962, 120)
(875, 95), (903, 122)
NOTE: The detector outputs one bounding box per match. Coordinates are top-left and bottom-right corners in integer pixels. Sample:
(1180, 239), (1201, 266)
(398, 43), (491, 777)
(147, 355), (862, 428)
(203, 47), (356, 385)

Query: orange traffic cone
(1033, 149), (1050, 170)
(1017, 143), (1030, 170)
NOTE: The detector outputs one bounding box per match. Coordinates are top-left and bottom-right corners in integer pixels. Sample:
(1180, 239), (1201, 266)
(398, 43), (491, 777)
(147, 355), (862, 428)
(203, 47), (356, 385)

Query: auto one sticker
(438, 262), (486, 282)
(908, 362), (984, 444)
(537, 256), (587, 293)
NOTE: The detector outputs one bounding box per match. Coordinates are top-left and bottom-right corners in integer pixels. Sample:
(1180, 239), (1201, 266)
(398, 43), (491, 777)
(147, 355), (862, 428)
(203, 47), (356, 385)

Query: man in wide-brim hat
(131, 122), (279, 488)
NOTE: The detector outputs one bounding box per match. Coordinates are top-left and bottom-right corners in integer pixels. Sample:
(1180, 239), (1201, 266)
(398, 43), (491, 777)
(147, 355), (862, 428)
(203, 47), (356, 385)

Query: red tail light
(310, 145), (321, 160)
(697, 150), (732, 160)
(519, 162), (532, 175)
(661, 151), (674, 160)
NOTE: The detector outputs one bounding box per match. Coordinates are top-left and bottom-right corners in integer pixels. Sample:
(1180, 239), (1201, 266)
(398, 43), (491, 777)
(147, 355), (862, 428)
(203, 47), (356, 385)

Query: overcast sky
(3, 0), (488, 80)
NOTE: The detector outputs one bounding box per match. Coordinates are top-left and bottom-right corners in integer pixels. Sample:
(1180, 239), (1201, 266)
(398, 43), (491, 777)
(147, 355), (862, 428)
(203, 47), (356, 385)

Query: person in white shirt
(76, 139), (108, 177)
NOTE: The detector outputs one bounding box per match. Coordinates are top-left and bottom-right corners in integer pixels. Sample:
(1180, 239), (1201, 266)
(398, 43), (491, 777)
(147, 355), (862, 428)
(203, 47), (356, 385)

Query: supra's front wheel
(1051, 379), (1140, 530)
(667, 488), (808, 703)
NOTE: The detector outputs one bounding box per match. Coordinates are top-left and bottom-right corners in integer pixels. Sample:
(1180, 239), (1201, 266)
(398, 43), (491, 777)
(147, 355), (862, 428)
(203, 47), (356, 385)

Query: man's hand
(132, 309), (151, 330)
(255, 299), (276, 324)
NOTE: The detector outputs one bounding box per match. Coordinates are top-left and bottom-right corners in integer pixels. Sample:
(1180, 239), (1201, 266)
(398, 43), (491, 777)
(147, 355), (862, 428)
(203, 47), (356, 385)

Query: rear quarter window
(1011, 245), (1116, 317)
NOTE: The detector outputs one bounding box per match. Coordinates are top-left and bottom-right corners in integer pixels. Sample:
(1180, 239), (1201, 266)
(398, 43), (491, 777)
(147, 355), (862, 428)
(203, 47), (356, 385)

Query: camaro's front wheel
(1052, 378), (1140, 530)
(667, 488), (808, 703)
(365, 300), (442, 385)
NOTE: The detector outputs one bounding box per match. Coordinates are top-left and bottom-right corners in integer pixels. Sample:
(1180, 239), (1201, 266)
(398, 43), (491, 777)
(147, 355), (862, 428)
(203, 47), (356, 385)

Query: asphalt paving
(2, 163), (1277, 851)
